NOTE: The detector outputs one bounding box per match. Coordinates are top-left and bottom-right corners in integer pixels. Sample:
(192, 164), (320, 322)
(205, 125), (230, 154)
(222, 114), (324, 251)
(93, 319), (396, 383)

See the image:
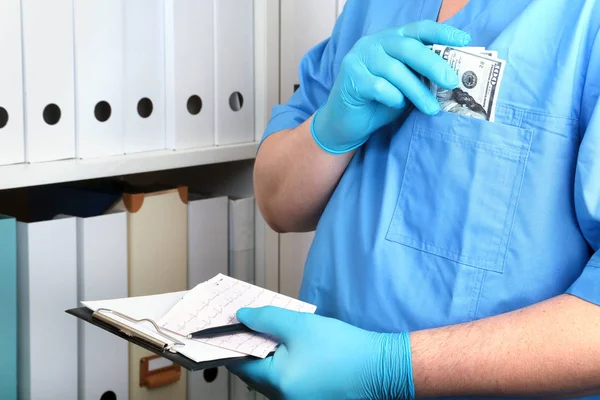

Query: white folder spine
(21, 0), (76, 163)
(17, 218), (78, 400)
(74, 0), (125, 158)
(188, 196), (229, 287)
(0, 0), (25, 165)
(124, 0), (166, 154)
(214, 0), (255, 146)
(229, 375), (256, 400)
(188, 196), (229, 400)
(280, 0), (338, 103)
(165, 0), (215, 150)
(77, 213), (129, 400)
(228, 196), (257, 400)
(228, 198), (255, 285)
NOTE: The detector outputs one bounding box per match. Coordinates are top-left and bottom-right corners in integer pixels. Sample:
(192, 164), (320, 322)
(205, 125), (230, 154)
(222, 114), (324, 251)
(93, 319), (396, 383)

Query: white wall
(279, 0), (338, 103)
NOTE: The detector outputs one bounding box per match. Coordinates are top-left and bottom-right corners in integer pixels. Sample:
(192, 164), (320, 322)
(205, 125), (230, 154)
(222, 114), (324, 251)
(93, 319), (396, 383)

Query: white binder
(279, 232), (314, 298)
(0, 0), (24, 166)
(188, 195), (229, 400)
(228, 196), (257, 400)
(77, 212), (129, 400)
(228, 197), (255, 285)
(214, 0), (255, 146)
(229, 375), (255, 400)
(17, 216), (78, 400)
(74, 0), (125, 158)
(124, 0), (166, 154)
(109, 187), (188, 400)
(188, 195), (229, 287)
(165, 0), (215, 150)
(189, 367), (228, 400)
(255, 393), (268, 400)
(21, 0), (76, 163)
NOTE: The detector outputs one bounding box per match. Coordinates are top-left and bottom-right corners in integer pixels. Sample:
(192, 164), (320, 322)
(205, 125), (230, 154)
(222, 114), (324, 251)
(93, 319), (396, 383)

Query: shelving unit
(0, 0), (284, 303)
(0, 1), (346, 399)
(0, 0), (283, 301)
(0, 2), (290, 400)
(0, 23), (283, 393)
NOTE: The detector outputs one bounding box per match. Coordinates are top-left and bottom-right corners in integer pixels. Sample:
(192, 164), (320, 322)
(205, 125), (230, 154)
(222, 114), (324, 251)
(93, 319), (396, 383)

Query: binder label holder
(140, 355), (181, 389)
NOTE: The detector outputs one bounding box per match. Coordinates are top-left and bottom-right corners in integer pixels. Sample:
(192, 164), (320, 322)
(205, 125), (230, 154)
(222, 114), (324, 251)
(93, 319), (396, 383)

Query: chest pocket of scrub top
(386, 110), (532, 273)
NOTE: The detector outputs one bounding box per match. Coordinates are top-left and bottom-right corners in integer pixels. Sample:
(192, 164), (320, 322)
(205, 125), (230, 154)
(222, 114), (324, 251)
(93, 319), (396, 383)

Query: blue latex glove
(311, 20), (472, 154)
(228, 306), (414, 400)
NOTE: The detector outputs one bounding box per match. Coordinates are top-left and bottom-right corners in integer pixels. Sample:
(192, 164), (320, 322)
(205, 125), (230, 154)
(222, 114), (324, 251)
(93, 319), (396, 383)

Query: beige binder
(110, 187), (188, 400)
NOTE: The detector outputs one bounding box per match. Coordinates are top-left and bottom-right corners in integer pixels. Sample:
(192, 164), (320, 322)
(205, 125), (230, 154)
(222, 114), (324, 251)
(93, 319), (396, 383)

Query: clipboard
(66, 273), (316, 375)
(66, 307), (251, 371)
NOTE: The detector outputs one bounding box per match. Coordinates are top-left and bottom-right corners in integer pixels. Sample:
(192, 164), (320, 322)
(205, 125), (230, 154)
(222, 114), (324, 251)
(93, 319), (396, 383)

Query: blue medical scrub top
(263, 1), (600, 397)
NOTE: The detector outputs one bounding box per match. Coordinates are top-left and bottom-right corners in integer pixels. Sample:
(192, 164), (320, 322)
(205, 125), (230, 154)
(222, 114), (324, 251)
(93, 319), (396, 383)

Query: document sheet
(159, 274), (317, 358)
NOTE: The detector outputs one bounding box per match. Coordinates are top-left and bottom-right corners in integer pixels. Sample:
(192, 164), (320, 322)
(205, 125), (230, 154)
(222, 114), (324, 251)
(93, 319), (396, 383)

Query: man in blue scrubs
(230, 0), (600, 398)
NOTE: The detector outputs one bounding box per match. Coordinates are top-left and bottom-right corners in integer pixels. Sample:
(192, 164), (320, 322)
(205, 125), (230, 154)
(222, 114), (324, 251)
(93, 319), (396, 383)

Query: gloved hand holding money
(427, 45), (506, 122)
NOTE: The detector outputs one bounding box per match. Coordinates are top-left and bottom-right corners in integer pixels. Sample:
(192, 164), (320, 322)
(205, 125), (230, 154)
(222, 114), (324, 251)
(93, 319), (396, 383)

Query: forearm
(254, 115), (354, 233)
(408, 294), (600, 398)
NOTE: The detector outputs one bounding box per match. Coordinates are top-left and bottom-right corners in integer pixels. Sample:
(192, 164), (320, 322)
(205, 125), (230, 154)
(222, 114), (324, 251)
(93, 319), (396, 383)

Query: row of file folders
(0, 0), (255, 166)
(0, 183), (258, 400)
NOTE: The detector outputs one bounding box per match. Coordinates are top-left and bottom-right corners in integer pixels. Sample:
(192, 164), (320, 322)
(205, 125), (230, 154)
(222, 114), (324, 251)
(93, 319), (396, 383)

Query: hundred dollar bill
(429, 45), (506, 122)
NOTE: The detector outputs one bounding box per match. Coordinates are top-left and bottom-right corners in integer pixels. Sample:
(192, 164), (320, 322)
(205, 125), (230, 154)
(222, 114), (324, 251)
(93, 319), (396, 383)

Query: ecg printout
(158, 274), (317, 358)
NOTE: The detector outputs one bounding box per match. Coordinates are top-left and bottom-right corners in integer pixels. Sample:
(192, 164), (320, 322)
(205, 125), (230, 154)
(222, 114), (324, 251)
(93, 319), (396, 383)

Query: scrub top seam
(576, 25), (600, 140)
(496, 128), (533, 271)
(469, 269), (486, 320)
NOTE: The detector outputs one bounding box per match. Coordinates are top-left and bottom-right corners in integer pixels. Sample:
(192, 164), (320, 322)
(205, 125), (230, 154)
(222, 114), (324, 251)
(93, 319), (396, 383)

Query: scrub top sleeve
(566, 31), (600, 306)
(261, 12), (346, 145)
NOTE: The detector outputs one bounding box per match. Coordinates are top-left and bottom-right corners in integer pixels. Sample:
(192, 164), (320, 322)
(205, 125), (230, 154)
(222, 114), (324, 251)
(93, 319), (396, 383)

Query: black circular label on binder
(43, 104), (62, 126)
(187, 95), (203, 115)
(100, 390), (117, 400)
(0, 107), (8, 129)
(204, 367), (219, 383)
(137, 98), (154, 119)
(95, 101), (112, 122)
(229, 92), (244, 112)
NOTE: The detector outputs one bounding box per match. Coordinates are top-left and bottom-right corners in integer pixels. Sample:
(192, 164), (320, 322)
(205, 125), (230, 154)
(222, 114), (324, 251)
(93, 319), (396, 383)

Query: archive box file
(109, 186), (189, 400)
(21, 0), (76, 162)
(17, 216), (78, 400)
(74, 0), (125, 158)
(187, 194), (229, 400)
(214, 0), (255, 146)
(124, 0), (166, 154)
(76, 211), (129, 400)
(0, 0), (25, 166)
(165, 0), (215, 150)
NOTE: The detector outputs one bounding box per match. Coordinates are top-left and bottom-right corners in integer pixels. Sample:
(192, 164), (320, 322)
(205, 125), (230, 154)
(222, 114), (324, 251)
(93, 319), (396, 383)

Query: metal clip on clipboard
(92, 308), (185, 389)
(92, 308), (185, 351)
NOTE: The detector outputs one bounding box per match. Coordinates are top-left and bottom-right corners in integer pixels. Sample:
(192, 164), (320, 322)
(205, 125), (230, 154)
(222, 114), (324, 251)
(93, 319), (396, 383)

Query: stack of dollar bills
(427, 45), (506, 122)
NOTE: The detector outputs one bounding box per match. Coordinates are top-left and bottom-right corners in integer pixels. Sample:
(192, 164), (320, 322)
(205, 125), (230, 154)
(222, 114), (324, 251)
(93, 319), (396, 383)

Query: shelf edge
(0, 142), (259, 190)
